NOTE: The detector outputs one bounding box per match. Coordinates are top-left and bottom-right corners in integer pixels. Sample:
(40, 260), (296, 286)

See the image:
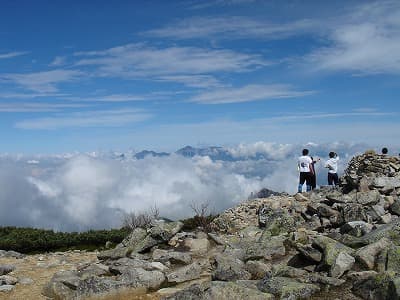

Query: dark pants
(328, 173), (339, 186)
(298, 172), (312, 192)
(310, 174), (317, 190)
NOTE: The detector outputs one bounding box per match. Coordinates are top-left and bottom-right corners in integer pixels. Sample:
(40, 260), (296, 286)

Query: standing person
(298, 149), (313, 193)
(310, 157), (321, 190)
(325, 152), (339, 186)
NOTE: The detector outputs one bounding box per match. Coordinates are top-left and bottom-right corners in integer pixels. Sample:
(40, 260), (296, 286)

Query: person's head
(329, 151), (335, 158)
(302, 149), (309, 156)
(382, 147), (388, 155)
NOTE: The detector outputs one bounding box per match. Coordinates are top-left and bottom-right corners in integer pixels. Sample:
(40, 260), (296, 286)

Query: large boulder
(0, 265), (15, 276)
(212, 254), (251, 281)
(120, 268), (165, 290)
(166, 262), (202, 284)
(355, 237), (392, 270)
(209, 281), (273, 300)
(352, 271), (400, 300)
(152, 249), (192, 265)
(258, 276), (320, 299)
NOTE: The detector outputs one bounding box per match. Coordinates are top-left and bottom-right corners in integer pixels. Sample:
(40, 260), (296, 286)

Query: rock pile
(38, 151), (400, 299)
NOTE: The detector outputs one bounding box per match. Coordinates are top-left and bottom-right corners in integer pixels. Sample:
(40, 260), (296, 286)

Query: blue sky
(1, 0), (399, 153)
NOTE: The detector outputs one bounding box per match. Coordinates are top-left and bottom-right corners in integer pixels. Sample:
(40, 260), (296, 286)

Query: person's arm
(325, 160), (334, 170)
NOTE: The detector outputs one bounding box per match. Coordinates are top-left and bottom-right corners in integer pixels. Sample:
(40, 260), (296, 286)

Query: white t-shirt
(325, 157), (339, 174)
(298, 155), (312, 172)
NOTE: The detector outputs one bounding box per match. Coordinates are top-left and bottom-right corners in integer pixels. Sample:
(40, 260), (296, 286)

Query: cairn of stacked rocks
(39, 150), (400, 299)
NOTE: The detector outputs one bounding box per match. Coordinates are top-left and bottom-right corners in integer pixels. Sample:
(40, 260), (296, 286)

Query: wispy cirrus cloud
(305, 0), (400, 74)
(189, 84), (314, 104)
(0, 51), (28, 59)
(0, 102), (88, 112)
(74, 43), (266, 87)
(145, 16), (318, 40)
(188, 0), (259, 10)
(156, 74), (224, 88)
(49, 56), (67, 67)
(0, 69), (83, 93)
(63, 94), (150, 102)
(0, 92), (67, 99)
(15, 108), (152, 130)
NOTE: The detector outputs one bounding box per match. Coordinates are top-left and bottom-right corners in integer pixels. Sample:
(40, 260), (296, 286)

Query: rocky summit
(3, 151), (400, 300)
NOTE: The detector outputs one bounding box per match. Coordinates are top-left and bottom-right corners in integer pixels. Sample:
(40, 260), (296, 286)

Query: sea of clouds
(0, 142), (372, 231)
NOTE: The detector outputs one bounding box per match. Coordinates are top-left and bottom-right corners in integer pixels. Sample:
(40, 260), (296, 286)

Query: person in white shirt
(325, 152), (339, 186)
(298, 149), (313, 193)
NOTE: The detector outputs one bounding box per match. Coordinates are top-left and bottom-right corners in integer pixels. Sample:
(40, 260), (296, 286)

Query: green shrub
(0, 227), (130, 253)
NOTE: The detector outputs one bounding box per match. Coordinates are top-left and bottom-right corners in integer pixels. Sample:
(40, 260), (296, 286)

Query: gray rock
(0, 264), (15, 276)
(245, 235), (286, 261)
(391, 200), (400, 216)
(312, 235), (354, 268)
(166, 262), (202, 284)
(355, 190), (381, 206)
(340, 221), (373, 237)
(360, 219), (400, 245)
(42, 270), (80, 299)
(273, 265), (308, 279)
(161, 282), (210, 300)
(317, 203), (339, 218)
(342, 204), (368, 223)
(295, 244), (322, 263)
(212, 254), (251, 281)
(120, 267), (165, 290)
(119, 227), (148, 248)
(368, 204), (386, 221)
(352, 271), (400, 300)
(97, 246), (133, 260)
(0, 275), (18, 285)
(330, 251), (355, 278)
(107, 257), (152, 274)
(372, 176), (400, 189)
(78, 263), (110, 279)
(258, 276), (320, 299)
(152, 249), (192, 265)
(182, 238), (210, 255)
(149, 221), (184, 242)
(307, 273), (345, 286)
(0, 285), (15, 292)
(76, 276), (126, 298)
(0, 250), (24, 259)
(380, 213), (393, 224)
(209, 281), (274, 300)
(207, 233), (225, 245)
(355, 237), (391, 270)
(245, 260), (272, 280)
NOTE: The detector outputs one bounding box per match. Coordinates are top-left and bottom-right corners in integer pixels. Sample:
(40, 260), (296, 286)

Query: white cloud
(0, 142), (371, 230)
(0, 102), (87, 112)
(305, 0), (400, 74)
(64, 94), (151, 102)
(0, 92), (67, 99)
(49, 56), (67, 67)
(145, 16), (318, 40)
(188, 0), (259, 10)
(157, 75), (224, 88)
(189, 84), (314, 104)
(15, 108), (152, 129)
(0, 51), (28, 59)
(74, 44), (266, 85)
(0, 69), (83, 92)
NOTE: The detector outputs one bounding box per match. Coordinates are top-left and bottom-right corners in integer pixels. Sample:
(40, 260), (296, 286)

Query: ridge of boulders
(2, 151), (400, 299)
